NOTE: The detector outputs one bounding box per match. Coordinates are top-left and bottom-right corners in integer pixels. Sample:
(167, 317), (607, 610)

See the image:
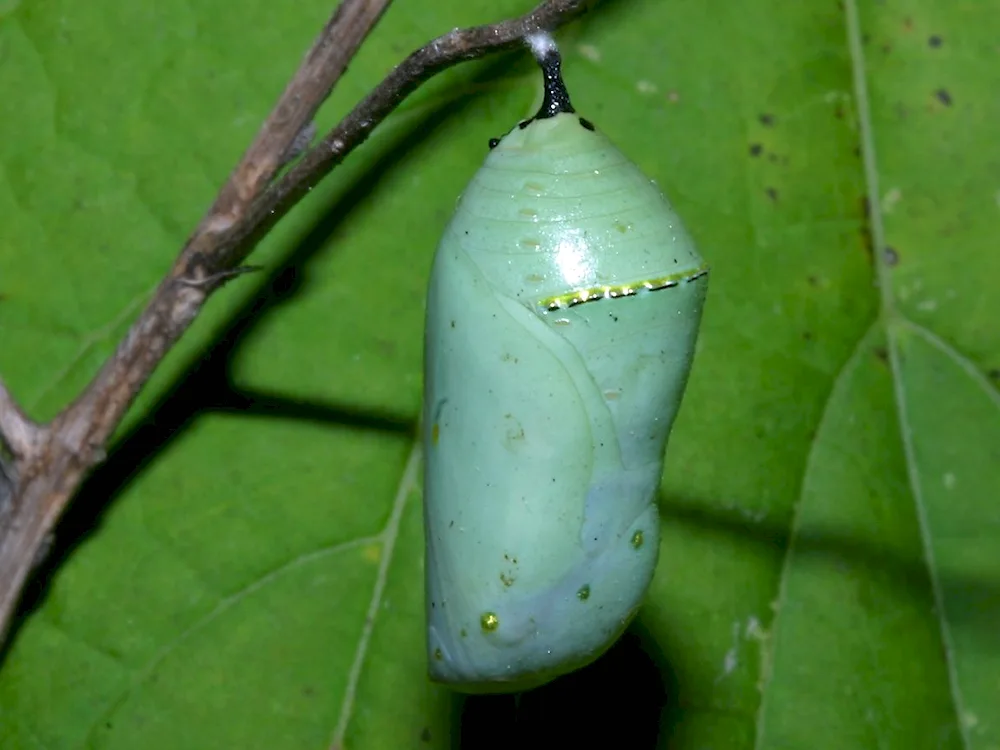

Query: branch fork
(0, 0), (593, 645)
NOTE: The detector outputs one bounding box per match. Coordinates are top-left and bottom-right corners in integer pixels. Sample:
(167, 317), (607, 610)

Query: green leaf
(0, 0), (997, 748)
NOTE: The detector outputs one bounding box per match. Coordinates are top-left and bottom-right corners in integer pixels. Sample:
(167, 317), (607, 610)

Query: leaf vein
(328, 440), (422, 749)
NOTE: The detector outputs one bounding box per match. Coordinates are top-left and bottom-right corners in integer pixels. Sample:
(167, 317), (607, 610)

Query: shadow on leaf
(456, 618), (673, 748)
(660, 494), (1000, 635)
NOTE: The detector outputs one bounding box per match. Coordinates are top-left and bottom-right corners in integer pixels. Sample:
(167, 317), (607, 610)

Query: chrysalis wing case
(422, 33), (709, 693)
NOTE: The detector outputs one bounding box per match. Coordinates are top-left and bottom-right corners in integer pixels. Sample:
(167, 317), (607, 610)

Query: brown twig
(0, 382), (44, 462)
(0, 0), (593, 647)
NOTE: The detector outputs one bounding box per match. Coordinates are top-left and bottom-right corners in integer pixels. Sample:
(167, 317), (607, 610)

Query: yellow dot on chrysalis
(631, 530), (644, 549)
(480, 612), (499, 632)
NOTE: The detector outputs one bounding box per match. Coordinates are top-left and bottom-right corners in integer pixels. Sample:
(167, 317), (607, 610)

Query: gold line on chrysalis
(539, 265), (710, 312)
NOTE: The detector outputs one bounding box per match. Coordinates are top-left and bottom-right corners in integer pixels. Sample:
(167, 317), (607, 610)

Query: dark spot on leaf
(856, 196), (874, 261)
(884, 247), (899, 266)
(928, 35), (943, 48)
(903, 17), (913, 31)
(759, 113), (774, 127)
(271, 266), (302, 299)
(988, 369), (1000, 383)
(853, 144), (862, 158)
(749, 143), (763, 157)
(807, 275), (819, 287)
(765, 187), (778, 202)
(579, 117), (595, 131)
(935, 88), (952, 106)
(881, 43), (892, 54)
(803, 331), (813, 341)
(860, 227), (874, 261)
(421, 728), (433, 742)
(874, 346), (889, 364)
(834, 103), (845, 119)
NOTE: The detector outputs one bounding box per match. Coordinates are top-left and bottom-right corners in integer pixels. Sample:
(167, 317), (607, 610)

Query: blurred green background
(0, 0), (997, 747)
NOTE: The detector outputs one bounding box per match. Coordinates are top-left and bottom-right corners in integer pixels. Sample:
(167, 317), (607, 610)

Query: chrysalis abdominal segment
(422, 33), (709, 693)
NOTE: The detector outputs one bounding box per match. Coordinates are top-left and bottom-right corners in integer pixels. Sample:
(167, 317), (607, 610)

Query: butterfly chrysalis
(422, 32), (709, 693)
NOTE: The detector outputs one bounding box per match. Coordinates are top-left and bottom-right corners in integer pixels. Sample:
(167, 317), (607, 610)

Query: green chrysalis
(422, 33), (709, 693)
